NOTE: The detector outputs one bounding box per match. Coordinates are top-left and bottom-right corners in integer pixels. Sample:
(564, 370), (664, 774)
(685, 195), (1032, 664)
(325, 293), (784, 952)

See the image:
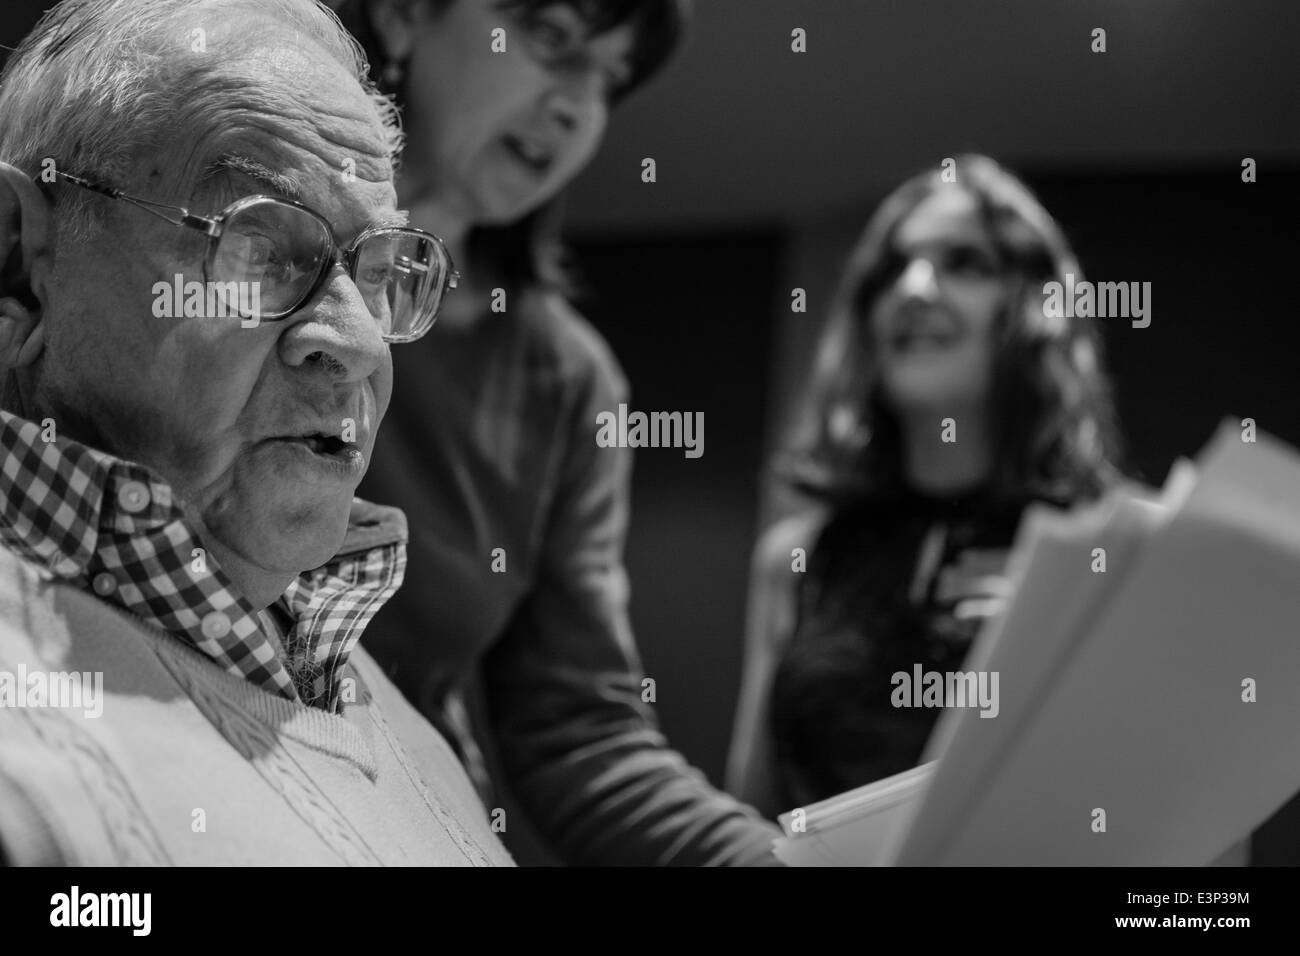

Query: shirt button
(200, 611), (232, 640)
(117, 480), (151, 514)
(91, 572), (116, 596)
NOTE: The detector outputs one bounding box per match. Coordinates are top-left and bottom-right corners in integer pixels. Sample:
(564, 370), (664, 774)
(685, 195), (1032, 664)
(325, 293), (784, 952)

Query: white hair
(0, 0), (402, 240)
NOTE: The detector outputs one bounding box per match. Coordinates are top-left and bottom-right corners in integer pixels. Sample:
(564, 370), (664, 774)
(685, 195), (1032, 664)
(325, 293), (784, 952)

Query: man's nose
(278, 268), (386, 384)
(898, 257), (941, 302)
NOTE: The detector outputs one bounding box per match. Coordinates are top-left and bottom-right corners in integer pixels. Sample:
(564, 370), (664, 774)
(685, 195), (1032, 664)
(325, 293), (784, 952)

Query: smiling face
(868, 187), (1009, 417)
(399, 0), (635, 225)
(32, 27), (400, 594)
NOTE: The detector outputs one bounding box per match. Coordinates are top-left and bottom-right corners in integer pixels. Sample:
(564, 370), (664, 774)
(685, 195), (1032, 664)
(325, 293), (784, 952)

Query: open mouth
(502, 134), (554, 174)
(283, 433), (354, 458)
(892, 328), (960, 351)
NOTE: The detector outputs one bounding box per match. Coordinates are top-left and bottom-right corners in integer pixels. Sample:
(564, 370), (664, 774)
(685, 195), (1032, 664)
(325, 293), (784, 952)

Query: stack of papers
(774, 762), (935, 866)
(774, 421), (1300, 865)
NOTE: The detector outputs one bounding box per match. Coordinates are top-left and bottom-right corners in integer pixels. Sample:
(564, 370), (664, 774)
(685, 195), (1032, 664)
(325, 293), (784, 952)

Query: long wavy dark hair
(334, 0), (691, 295)
(781, 154), (1124, 509)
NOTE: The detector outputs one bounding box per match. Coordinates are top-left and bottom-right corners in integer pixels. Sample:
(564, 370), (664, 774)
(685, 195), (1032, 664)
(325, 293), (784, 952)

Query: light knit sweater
(0, 544), (515, 866)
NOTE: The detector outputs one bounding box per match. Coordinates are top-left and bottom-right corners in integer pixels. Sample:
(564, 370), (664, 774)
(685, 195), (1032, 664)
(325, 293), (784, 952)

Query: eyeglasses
(54, 169), (457, 343)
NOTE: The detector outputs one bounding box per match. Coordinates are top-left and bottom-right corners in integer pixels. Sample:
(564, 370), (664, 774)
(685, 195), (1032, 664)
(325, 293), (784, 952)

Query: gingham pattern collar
(0, 409), (406, 712)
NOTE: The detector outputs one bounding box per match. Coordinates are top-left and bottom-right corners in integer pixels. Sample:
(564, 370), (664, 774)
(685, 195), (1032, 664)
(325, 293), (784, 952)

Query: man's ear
(0, 161), (52, 370)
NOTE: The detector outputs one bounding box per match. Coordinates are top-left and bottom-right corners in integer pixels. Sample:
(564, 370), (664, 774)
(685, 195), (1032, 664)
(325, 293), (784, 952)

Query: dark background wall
(570, 231), (784, 789)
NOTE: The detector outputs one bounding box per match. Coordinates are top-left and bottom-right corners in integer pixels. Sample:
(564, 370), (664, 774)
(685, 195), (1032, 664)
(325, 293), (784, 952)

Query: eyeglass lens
(210, 199), (446, 339)
(353, 231), (448, 341)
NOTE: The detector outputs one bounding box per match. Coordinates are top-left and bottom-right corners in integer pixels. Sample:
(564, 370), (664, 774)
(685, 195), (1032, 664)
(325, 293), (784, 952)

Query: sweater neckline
(130, 609), (379, 779)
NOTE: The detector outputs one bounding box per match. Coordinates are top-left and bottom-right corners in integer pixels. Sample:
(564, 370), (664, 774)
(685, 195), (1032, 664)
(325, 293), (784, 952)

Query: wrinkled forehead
(174, 32), (397, 218)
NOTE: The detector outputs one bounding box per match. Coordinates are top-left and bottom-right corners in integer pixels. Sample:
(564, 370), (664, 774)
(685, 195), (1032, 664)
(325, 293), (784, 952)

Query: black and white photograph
(0, 0), (1296, 935)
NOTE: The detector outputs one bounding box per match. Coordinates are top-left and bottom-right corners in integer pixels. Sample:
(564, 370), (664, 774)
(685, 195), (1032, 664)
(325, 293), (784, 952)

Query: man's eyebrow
(204, 154), (407, 231)
(205, 154), (303, 201)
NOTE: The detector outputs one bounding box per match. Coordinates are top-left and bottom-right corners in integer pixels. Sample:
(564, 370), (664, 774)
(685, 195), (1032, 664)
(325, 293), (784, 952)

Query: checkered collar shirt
(0, 409), (406, 712)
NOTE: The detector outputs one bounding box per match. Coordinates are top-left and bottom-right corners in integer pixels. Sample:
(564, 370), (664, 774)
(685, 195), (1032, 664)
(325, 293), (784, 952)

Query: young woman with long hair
(728, 155), (1124, 817)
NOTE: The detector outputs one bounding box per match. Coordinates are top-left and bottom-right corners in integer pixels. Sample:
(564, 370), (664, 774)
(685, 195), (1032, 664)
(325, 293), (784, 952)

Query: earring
(382, 59), (405, 89)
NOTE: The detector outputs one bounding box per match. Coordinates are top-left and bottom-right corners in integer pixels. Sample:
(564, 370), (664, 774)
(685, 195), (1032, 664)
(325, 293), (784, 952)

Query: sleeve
(481, 348), (782, 866)
(725, 514), (819, 820)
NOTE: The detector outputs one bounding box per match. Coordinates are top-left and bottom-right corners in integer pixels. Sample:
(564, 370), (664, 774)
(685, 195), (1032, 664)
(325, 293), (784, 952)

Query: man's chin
(281, 500), (353, 573)
(211, 496), (354, 580)
(291, 523), (350, 574)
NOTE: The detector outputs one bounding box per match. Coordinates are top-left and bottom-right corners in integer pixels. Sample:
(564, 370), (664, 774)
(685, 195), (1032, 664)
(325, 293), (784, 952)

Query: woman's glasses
(55, 169), (457, 343)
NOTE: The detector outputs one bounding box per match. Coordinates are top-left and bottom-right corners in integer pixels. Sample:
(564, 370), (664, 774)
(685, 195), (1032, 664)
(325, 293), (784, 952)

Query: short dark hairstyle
(782, 154), (1124, 508)
(334, 0), (691, 294)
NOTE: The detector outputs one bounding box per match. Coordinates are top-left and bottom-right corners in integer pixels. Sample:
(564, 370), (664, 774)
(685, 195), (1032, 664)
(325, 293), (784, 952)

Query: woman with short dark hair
(334, 0), (781, 865)
(728, 155), (1125, 817)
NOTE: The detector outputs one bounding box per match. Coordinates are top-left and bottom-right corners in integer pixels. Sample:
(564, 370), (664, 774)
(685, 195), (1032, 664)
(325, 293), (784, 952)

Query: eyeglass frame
(52, 168), (458, 343)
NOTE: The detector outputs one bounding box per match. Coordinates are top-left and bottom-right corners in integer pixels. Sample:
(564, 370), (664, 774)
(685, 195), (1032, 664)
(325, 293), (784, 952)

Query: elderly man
(0, 0), (512, 865)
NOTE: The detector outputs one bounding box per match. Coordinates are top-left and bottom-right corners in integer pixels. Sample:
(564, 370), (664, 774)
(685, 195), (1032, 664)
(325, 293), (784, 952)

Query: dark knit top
(770, 486), (1049, 807)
